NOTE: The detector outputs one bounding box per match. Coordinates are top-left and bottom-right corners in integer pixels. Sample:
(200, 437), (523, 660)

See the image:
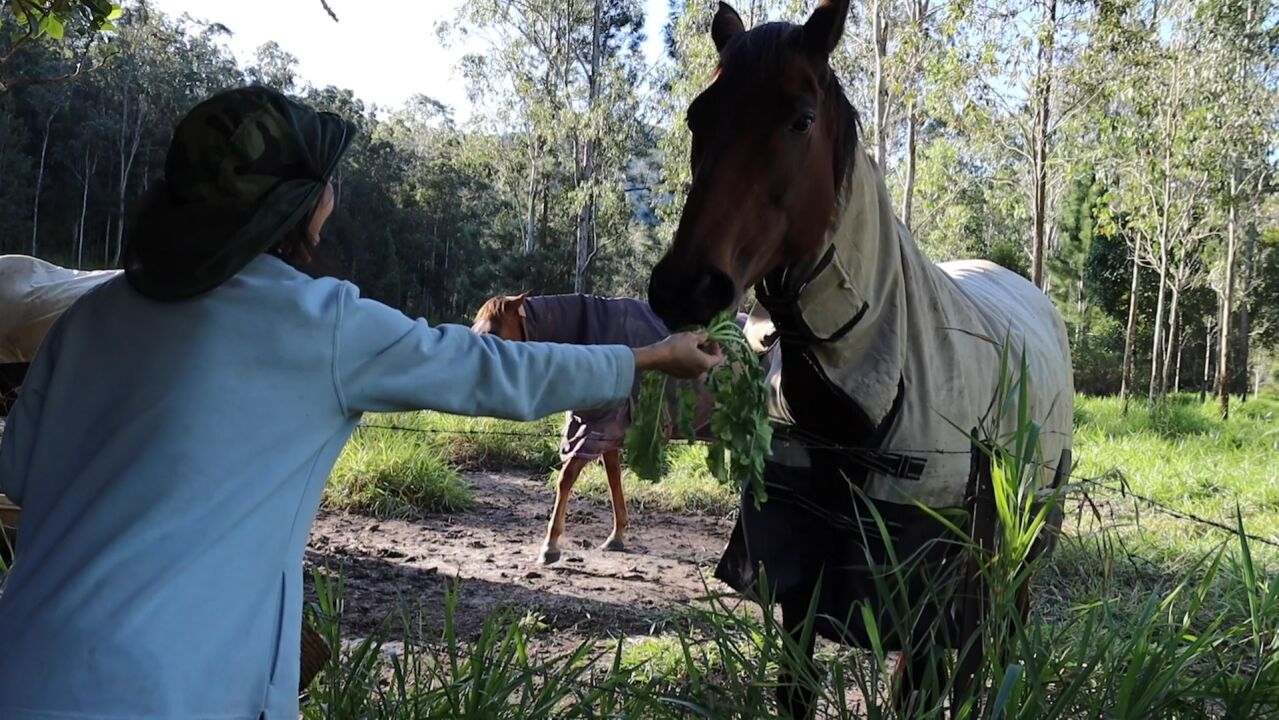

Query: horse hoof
(600, 537), (626, 552)
(538, 548), (561, 565)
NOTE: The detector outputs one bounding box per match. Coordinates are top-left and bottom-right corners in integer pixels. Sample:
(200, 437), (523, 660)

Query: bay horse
(647, 1), (1074, 716)
(472, 293), (752, 565)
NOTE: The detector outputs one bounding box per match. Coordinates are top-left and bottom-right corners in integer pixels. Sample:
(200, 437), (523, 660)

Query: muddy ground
(305, 471), (741, 653)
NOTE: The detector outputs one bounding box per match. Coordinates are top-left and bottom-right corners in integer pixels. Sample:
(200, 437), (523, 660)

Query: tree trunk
(1147, 120), (1176, 409)
(115, 89), (147, 267)
(1075, 276), (1086, 344)
(1160, 283), (1179, 397)
(1219, 170), (1239, 419)
(524, 138), (538, 255)
(901, 101), (918, 230)
(1201, 320), (1213, 404)
(1173, 327), (1184, 394)
(872, 0), (889, 170)
(30, 109), (56, 256)
(1239, 221), (1257, 403)
(539, 191), (549, 250)
(76, 149), (96, 269)
(1030, 0), (1058, 289)
(1147, 243), (1168, 409)
(574, 0), (602, 294)
(1121, 244), (1141, 415)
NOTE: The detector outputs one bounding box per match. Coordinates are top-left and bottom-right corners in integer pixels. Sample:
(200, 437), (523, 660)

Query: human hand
(633, 331), (723, 379)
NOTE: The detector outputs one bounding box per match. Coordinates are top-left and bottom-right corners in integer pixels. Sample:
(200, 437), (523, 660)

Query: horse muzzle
(648, 257), (738, 330)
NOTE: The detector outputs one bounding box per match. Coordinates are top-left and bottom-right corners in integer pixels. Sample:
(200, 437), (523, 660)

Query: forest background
(1, 0), (1276, 414)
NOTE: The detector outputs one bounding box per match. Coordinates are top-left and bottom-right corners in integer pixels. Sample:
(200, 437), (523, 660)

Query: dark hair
(271, 224), (317, 267)
(271, 182), (338, 275)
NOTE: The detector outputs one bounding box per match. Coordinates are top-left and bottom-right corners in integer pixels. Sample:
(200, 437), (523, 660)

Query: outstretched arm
(334, 285), (718, 419)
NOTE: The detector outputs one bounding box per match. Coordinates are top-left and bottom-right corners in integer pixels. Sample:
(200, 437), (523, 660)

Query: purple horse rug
(520, 294), (727, 463)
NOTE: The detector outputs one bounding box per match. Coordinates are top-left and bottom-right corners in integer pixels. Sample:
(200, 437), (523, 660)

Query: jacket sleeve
(332, 283), (636, 420)
(0, 317), (62, 506)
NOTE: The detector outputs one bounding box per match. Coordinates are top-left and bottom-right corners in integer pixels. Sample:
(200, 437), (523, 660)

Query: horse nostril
(647, 266), (681, 327)
(692, 266), (736, 320)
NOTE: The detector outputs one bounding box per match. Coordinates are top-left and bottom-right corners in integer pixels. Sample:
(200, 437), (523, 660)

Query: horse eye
(789, 111), (816, 135)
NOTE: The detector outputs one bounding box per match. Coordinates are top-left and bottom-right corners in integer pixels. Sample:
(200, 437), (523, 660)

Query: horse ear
(712, 2), (746, 54)
(802, 0), (850, 58)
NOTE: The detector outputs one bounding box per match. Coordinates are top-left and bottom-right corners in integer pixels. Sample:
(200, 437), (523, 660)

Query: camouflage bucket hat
(124, 86), (355, 301)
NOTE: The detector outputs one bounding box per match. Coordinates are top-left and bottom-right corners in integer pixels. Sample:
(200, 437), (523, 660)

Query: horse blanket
(520, 294), (735, 463)
(746, 141), (1073, 508)
(717, 139), (1074, 648)
(0, 255), (120, 365)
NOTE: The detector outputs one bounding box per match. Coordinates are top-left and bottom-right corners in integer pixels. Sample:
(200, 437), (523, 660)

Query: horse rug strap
(0, 255), (121, 364)
(776, 422), (928, 483)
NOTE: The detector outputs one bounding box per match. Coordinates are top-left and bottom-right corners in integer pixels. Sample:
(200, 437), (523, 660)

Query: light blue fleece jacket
(0, 255), (635, 719)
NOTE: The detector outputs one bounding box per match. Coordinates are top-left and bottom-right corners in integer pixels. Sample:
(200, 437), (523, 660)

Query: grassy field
(309, 392), (1279, 717)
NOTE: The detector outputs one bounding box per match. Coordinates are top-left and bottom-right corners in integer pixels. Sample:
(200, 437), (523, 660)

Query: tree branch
(1, 50), (113, 92)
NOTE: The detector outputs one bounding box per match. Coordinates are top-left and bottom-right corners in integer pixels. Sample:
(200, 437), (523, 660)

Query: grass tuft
(326, 426), (472, 518)
(365, 412), (561, 472)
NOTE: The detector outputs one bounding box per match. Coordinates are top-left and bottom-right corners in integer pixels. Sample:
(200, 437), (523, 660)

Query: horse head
(648, 0), (857, 330)
(470, 293), (528, 341)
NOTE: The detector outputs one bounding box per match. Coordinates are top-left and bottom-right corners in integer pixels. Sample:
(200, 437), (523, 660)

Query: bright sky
(148, 0), (671, 121)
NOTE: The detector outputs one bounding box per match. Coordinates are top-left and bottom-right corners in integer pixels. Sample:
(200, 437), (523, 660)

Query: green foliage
(622, 370), (669, 482)
(1069, 313), (1126, 395)
(1048, 171), (1104, 319)
(1252, 228), (1279, 352)
(439, 0), (652, 297)
(625, 313), (771, 505)
(4, 0), (120, 39)
(702, 313), (772, 503)
(0, 0), (120, 91)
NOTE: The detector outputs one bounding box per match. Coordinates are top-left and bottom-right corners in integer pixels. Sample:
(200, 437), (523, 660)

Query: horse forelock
(472, 295), (511, 334)
(710, 21), (859, 199)
(713, 21), (852, 95)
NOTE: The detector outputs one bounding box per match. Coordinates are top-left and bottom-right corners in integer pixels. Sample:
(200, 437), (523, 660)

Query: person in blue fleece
(0, 86), (720, 720)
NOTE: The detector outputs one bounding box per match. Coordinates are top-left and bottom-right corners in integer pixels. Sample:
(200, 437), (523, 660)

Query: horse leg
(539, 456), (588, 565)
(892, 647), (937, 718)
(892, 615), (947, 718)
(600, 449), (628, 552)
(778, 597), (819, 720)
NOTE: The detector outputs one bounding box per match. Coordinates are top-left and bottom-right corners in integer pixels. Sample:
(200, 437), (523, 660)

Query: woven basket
(299, 619), (332, 694)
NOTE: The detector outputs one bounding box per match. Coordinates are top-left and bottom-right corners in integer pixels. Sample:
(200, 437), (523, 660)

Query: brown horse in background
(473, 293), (738, 566)
(648, 1), (1074, 717)
(473, 294), (623, 564)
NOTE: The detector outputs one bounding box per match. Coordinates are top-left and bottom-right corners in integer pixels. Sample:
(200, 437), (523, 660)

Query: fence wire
(353, 420), (1279, 550)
